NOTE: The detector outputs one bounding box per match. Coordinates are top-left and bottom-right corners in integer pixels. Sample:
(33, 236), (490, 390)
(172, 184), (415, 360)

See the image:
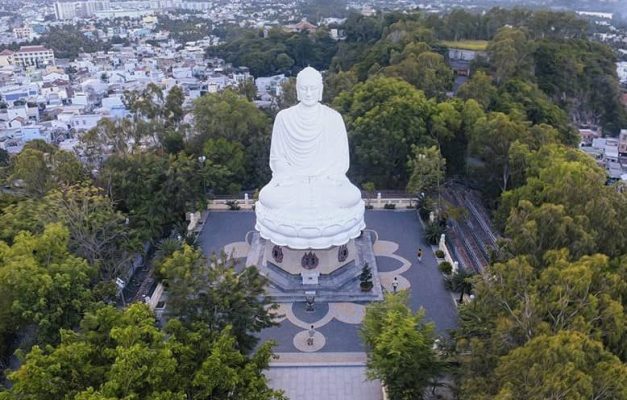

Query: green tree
(444, 268), (475, 304)
(494, 331), (627, 399)
(503, 200), (595, 264)
(100, 153), (207, 240)
(384, 50), (454, 100)
(276, 77), (297, 110)
(323, 70), (358, 104)
(0, 148), (9, 167)
(334, 76), (435, 188)
(498, 144), (627, 259)
(455, 253), (627, 397)
(0, 224), (94, 356)
(158, 245), (278, 352)
(192, 90), (270, 187)
(164, 85), (185, 128)
(361, 292), (444, 399)
(236, 79), (258, 102)
(487, 27), (535, 84)
(2, 304), (284, 400)
(10, 147), (86, 197)
(469, 112), (530, 193)
(203, 138), (246, 194)
(457, 71), (498, 110)
(406, 145), (446, 197)
(0, 186), (136, 280)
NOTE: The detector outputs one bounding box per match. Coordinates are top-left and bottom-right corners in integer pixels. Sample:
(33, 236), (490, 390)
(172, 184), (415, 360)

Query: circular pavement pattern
(329, 302), (366, 324)
(224, 235), (414, 352)
(291, 301), (330, 324)
(293, 330), (326, 352)
(379, 273), (411, 293)
(375, 255), (405, 272)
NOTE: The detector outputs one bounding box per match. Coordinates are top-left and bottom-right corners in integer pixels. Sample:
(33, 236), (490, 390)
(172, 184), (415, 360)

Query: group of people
(390, 247), (424, 293)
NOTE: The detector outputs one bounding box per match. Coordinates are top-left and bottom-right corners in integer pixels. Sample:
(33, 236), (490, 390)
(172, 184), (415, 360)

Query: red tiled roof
(17, 45), (51, 53)
(0, 49), (14, 55)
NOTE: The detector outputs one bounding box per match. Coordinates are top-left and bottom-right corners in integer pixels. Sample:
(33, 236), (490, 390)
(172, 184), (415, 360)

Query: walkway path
(265, 365), (382, 400)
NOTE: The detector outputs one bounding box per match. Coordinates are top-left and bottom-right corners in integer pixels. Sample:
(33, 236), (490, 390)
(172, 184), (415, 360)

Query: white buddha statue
(255, 67), (365, 249)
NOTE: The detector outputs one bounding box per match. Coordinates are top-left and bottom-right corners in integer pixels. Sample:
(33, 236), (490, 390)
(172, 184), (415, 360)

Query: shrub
(424, 222), (445, 245)
(384, 203), (396, 209)
(435, 249), (445, 259)
(438, 261), (452, 275)
(360, 264), (373, 291)
(365, 204), (374, 209)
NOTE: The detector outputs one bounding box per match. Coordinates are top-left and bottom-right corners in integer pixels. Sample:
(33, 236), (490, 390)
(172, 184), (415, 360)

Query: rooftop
(17, 46), (51, 53)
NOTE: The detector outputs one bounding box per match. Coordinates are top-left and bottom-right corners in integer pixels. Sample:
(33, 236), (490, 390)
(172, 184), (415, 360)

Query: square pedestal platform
(245, 231), (384, 303)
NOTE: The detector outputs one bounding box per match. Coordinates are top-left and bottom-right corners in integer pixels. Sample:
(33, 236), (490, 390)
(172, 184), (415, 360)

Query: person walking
(307, 325), (315, 346)
(392, 276), (399, 293)
(417, 248), (423, 263)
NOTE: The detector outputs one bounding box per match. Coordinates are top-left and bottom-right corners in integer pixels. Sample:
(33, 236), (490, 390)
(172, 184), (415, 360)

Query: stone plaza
(197, 209), (458, 399)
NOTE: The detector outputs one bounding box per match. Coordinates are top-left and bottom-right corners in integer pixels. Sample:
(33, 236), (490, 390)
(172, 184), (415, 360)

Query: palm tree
(445, 268), (475, 304)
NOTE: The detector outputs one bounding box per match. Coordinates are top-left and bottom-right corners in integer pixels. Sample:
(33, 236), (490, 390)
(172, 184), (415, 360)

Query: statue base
(245, 231), (383, 303)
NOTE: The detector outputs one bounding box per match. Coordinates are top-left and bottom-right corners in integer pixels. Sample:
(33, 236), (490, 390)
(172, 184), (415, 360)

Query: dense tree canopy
(100, 152), (208, 240)
(0, 224), (94, 357)
(209, 28), (337, 77)
(334, 76), (435, 188)
(1, 304), (284, 400)
(0, 186), (137, 281)
(192, 89), (270, 188)
(158, 245), (278, 352)
(498, 144), (627, 261)
(456, 252), (627, 397)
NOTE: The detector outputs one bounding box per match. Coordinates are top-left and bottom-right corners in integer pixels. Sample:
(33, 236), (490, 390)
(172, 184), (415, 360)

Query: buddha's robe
(258, 103), (361, 210)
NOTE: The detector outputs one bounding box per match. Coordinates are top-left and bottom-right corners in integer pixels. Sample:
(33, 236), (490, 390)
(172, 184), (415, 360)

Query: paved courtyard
(198, 210), (458, 398)
(198, 210), (458, 353)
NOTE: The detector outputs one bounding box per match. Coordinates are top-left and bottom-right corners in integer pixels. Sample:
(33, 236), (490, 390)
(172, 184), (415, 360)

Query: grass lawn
(440, 40), (488, 51)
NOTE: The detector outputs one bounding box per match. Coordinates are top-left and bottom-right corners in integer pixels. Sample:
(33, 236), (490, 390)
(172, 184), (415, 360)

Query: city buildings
(11, 46), (55, 68)
(55, 0), (111, 20)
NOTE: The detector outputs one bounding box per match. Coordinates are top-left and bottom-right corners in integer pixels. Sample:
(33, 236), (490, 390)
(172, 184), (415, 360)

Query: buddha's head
(296, 67), (323, 107)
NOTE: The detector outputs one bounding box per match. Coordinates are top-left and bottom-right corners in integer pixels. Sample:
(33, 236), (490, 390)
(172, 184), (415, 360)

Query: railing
(206, 195), (418, 210)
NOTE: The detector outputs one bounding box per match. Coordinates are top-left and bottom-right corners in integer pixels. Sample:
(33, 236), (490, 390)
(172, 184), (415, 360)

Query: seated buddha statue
(255, 67), (365, 249)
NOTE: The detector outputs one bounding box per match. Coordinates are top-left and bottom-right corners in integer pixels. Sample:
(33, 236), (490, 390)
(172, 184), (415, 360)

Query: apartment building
(55, 0), (110, 20)
(12, 46), (55, 68)
(13, 26), (34, 40)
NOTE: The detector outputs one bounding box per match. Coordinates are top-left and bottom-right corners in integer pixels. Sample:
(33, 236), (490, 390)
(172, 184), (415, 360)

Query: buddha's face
(297, 80), (322, 107)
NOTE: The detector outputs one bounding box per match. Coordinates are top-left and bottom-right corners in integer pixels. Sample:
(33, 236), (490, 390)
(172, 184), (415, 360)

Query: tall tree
(0, 186), (136, 281)
(158, 245), (278, 352)
(192, 90), (270, 188)
(487, 27), (535, 84)
(469, 112), (530, 194)
(100, 153), (208, 240)
(498, 144), (627, 259)
(2, 304), (284, 400)
(406, 145), (446, 197)
(0, 224), (94, 357)
(334, 76), (435, 188)
(163, 85), (185, 128)
(494, 331), (627, 399)
(384, 50), (454, 100)
(361, 292), (444, 399)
